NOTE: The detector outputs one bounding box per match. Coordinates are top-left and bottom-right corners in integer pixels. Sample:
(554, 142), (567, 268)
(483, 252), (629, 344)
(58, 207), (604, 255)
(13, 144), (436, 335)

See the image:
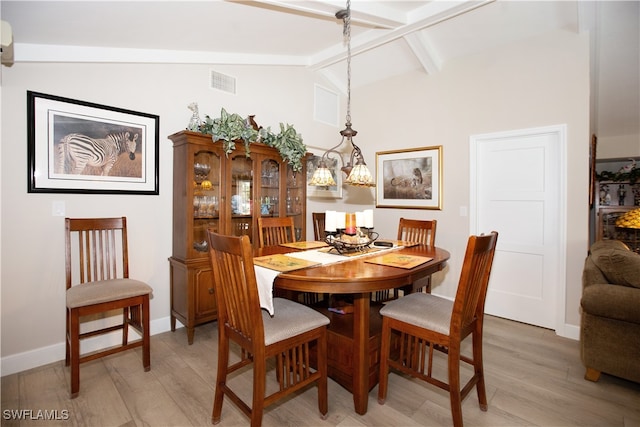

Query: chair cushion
(591, 242), (640, 289)
(262, 298), (329, 346)
(66, 279), (152, 309)
(379, 292), (453, 335)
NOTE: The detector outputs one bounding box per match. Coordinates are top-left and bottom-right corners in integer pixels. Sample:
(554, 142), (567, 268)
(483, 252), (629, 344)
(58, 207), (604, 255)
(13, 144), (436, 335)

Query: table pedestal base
(315, 304), (384, 394)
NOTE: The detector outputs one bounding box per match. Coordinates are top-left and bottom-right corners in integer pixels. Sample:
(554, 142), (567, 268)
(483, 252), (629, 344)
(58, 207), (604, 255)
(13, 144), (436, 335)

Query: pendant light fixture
(309, 0), (375, 188)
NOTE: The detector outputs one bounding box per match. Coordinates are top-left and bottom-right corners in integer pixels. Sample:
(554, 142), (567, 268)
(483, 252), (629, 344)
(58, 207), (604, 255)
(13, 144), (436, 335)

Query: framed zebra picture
(27, 91), (160, 194)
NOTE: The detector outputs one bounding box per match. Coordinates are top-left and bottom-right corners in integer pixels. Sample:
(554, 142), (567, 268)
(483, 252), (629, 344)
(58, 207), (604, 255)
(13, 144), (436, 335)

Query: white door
(470, 125), (566, 330)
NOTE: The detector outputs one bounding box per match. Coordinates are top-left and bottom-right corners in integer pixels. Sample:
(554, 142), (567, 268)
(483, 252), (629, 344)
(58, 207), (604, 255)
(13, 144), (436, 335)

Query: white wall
(597, 134), (640, 159)
(353, 29), (589, 334)
(1, 28), (590, 375)
(0, 63), (338, 374)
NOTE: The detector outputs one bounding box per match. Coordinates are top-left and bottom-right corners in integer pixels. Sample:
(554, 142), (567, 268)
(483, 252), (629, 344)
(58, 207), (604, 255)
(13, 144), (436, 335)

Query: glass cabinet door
(259, 158), (280, 218)
(286, 164), (304, 241)
(193, 150), (221, 255)
(230, 154), (254, 239)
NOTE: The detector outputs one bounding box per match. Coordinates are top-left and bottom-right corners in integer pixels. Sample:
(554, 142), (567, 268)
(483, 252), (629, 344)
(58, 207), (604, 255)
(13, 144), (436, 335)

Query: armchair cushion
(581, 284), (640, 324)
(590, 241), (640, 288)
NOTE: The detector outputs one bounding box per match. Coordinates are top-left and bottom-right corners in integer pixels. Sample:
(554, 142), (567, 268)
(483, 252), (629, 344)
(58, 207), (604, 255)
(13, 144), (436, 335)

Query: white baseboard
(557, 322), (580, 341)
(1, 316), (177, 377)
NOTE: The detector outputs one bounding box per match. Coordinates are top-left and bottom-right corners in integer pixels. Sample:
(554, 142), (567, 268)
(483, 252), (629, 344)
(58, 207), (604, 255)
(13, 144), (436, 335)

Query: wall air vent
(210, 70), (236, 94)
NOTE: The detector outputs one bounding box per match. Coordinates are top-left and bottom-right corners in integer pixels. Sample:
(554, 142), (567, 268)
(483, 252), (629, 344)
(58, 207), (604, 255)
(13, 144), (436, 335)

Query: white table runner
(255, 246), (400, 315)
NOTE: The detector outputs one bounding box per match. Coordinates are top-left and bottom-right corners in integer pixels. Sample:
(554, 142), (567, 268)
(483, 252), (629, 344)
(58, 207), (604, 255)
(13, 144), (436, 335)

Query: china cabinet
(168, 130), (307, 343)
(594, 157), (640, 250)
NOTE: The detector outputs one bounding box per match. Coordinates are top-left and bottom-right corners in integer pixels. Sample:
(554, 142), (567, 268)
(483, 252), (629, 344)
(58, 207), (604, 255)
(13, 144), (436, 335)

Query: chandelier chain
(309, 0), (375, 187)
(344, 0), (352, 125)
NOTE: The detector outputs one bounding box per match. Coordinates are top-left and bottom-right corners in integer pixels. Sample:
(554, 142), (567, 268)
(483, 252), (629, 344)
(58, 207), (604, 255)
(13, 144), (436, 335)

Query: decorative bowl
(324, 230), (378, 254)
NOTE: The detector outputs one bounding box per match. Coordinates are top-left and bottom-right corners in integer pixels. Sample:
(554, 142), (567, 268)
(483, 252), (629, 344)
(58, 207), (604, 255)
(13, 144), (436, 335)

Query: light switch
(52, 201), (65, 216)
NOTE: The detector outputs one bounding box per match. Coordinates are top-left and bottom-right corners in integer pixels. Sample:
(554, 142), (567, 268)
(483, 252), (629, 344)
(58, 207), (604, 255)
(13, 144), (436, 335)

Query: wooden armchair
(206, 231), (329, 426)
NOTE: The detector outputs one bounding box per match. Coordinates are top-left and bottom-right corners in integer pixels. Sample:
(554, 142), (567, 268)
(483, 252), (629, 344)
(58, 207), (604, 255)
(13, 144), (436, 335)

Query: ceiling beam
(308, 0), (494, 71)
(403, 32), (441, 75)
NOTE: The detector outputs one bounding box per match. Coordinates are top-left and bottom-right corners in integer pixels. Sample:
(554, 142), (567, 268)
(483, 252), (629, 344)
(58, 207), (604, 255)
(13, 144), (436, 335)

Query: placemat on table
(253, 254), (321, 272)
(279, 241), (328, 250)
(364, 253), (432, 269)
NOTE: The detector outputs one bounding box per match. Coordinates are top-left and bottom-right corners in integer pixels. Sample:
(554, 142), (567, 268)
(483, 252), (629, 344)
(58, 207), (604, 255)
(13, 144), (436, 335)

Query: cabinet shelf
(596, 177), (639, 243)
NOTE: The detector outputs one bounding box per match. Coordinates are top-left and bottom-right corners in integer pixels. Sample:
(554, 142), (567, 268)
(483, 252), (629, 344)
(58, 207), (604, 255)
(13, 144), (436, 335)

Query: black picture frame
(27, 91), (160, 194)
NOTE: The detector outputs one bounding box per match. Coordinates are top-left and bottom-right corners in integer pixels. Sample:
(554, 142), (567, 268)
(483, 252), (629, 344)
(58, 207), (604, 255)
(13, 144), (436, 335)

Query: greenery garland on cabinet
(597, 168), (640, 184)
(190, 105), (307, 173)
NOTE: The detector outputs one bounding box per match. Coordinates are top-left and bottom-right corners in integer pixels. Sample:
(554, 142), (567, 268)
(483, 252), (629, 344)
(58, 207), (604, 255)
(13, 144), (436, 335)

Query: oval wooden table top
(275, 245), (450, 294)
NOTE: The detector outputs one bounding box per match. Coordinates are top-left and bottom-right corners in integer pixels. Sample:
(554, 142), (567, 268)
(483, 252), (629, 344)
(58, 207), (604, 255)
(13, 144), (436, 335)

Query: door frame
(469, 124), (567, 334)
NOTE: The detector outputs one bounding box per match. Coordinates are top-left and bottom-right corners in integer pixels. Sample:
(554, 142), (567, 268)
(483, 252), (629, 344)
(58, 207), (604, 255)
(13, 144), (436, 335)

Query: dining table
(269, 242), (450, 415)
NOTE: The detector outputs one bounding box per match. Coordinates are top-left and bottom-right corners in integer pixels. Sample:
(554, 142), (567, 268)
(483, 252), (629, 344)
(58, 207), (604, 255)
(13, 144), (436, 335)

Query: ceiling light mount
(335, 9), (348, 20)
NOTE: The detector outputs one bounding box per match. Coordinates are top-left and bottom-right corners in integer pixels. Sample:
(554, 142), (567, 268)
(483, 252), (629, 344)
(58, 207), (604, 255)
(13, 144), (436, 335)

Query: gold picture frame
(376, 146), (442, 209)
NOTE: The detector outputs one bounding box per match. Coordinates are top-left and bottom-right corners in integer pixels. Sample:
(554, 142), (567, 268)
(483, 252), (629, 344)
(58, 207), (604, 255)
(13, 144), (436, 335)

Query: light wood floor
(2, 315), (640, 427)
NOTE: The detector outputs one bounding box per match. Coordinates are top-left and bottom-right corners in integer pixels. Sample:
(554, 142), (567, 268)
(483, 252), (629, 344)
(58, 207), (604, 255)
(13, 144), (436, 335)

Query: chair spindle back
(257, 217), (295, 248)
(451, 231), (498, 334)
(207, 231), (265, 348)
(397, 218), (436, 247)
(65, 217), (129, 289)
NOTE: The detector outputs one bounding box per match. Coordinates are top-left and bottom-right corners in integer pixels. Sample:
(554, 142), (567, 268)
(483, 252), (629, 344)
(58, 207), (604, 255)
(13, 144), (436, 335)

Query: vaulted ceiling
(2, 1), (638, 142)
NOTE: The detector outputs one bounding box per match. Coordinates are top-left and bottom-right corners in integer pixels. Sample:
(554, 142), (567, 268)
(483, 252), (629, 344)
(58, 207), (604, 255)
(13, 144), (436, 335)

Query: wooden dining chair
(312, 212), (326, 241)
(377, 231), (498, 427)
(206, 231), (329, 426)
(372, 218), (438, 302)
(257, 216), (320, 305)
(257, 216), (295, 255)
(65, 217), (152, 398)
(398, 217), (437, 293)
(397, 217), (437, 248)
